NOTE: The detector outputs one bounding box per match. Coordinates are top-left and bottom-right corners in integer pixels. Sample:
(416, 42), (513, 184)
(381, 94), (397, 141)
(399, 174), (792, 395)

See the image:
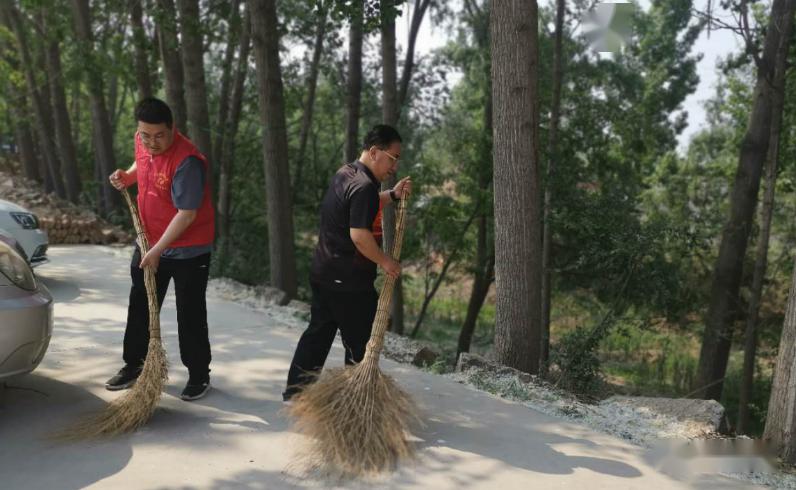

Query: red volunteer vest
(373, 202), (384, 246)
(135, 131), (215, 248)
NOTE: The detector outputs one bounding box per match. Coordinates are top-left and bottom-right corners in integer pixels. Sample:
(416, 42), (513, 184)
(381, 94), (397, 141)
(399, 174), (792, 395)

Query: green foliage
(552, 323), (604, 395)
(326, 0), (403, 33)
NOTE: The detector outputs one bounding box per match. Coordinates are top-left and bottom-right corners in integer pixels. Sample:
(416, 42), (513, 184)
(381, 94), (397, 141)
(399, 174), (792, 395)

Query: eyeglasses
(140, 132), (169, 145)
(380, 149), (399, 162)
(369, 146), (400, 163)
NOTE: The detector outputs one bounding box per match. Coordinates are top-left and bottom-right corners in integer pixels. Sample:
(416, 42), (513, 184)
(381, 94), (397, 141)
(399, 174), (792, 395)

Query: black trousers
(284, 283), (378, 398)
(123, 247), (212, 379)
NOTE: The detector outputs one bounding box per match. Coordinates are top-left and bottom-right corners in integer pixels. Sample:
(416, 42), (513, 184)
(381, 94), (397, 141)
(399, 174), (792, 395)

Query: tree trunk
(380, 0), (431, 334)
(15, 125), (40, 182)
(218, 5), (251, 258)
(457, 0), (493, 358)
(381, 2), (398, 127)
(764, 261), (796, 463)
(213, 0), (241, 171)
(694, 0), (796, 401)
(27, 125), (53, 193)
(397, 0), (431, 112)
(12, 95), (41, 182)
(457, 245), (495, 356)
(380, 0), (404, 334)
(0, 23), (39, 182)
(294, 2), (327, 194)
(248, 0), (298, 299)
(176, 0), (213, 160)
(113, 80), (131, 139)
(344, 1), (364, 164)
(131, 0), (153, 99)
(71, 77), (80, 147)
(38, 55), (61, 193)
(739, 5), (792, 435)
(491, 0), (542, 374)
(411, 208), (477, 338)
(2, 4), (66, 198)
(43, 13), (82, 203)
(107, 69), (119, 134)
(540, 0), (565, 376)
(70, 0), (120, 215)
(156, 0), (188, 132)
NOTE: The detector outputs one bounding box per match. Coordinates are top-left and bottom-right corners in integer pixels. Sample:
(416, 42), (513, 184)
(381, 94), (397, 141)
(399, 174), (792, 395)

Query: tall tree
(379, 0), (431, 335)
(397, 0), (431, 112)
(156, 0), (188, 132)
(37, 43), (60, 192)
(249, 0), (298, 298)
(130, 0), (153, 99)
(1, 3), (66, 199)
(456, 0), (495, 357)
(0, 19), (40, 183)
(213, 0), (241, 169)
(694, 0), (796, 400)
(218, 5), (251, 257)
(737, 18), (791, 434)
(293, 1), (328, 193)
(381, 1), (398, 126)
(491, 0), (542, 374)
(70, 74), (80, 147)
(764, 262), (796, 462)
(344, 0), (364, 164)
(41, 9), (82, 202)
(540, 0), (566, 375)
(9, 92), (40, 182)
(176, 0), (213, 159)
(14, 119), (41, 183)
(380, 0), (403, 334)
(70, 0), (121, 214)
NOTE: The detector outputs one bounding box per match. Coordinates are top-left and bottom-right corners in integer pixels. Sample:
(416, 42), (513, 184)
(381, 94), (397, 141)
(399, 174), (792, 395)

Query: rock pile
(0, 170), (132, 245)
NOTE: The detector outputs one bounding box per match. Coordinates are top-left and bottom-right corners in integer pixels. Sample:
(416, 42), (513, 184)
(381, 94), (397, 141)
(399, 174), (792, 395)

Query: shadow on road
(0, 374), (134, 490)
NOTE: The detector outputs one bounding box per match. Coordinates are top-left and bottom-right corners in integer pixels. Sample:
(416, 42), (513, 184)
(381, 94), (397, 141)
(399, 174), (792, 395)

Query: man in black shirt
(283, 125), (411, 401)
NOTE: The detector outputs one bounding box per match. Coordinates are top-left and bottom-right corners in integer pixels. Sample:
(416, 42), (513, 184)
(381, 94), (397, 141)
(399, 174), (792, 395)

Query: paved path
(0, 246), (759, 489)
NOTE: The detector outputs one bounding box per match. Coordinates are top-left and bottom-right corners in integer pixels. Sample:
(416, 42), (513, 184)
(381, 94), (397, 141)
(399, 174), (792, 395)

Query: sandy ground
(0, 245), (763, 489)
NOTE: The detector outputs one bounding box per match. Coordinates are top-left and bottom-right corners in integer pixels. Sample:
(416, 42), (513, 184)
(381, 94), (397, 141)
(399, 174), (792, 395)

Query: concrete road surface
(0, 246), (760, 489)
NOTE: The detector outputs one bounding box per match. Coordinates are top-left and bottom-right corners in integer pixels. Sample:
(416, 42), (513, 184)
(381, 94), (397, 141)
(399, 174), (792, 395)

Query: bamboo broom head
(56, 188), (168, 439)
(287, 196), (419, 478)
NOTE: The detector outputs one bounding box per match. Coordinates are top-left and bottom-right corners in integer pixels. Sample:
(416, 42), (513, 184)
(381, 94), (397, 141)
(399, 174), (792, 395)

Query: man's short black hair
(362, 124), (402, 150)
(135, 97), (173, 128)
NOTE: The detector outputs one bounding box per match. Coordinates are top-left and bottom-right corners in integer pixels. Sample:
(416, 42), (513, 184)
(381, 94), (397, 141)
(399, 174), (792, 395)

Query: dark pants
(123, 247), (212, 380)
(283, 283), (378, 399)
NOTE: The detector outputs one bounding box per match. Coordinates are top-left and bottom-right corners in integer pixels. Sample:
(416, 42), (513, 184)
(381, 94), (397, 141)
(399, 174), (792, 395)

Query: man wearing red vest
(107, 97), (215, 401)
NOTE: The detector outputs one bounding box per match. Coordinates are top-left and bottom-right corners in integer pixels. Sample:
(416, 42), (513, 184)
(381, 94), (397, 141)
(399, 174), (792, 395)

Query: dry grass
(57, 339), (168, 439)
(287, 355), (420, 478)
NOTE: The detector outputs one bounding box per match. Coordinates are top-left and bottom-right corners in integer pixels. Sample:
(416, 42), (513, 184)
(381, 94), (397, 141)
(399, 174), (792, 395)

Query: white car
(0, 234), (53, 380)
(0, 200), (48, 266)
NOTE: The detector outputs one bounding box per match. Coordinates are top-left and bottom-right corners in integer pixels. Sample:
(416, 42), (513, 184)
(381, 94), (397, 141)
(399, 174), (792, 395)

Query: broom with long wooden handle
(59, 187), (168, 438)
(288, 195), (419, 477)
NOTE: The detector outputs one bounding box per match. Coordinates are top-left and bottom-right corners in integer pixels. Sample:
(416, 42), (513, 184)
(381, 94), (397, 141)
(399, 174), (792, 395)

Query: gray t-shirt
(138, 156), (212, 260)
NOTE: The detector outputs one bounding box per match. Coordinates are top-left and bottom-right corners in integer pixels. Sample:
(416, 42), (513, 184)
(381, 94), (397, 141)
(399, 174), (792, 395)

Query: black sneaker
(105, 366), (141, 391)
(181, 376), (210, 401)
(282, 388), (300, 403)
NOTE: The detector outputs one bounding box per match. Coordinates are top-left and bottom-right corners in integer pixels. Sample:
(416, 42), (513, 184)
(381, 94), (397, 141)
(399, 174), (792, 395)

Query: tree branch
(397, 0), (431, 115)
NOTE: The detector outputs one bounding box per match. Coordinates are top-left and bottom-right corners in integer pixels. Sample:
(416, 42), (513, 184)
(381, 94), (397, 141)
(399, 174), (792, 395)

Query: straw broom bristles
(287, 197), (420, 478)
(57, 188), (168, 439)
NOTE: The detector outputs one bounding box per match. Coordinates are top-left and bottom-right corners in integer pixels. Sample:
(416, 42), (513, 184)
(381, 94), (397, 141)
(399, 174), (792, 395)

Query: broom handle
(121, 188), (162, 341)
(364, 196), (409, 359)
